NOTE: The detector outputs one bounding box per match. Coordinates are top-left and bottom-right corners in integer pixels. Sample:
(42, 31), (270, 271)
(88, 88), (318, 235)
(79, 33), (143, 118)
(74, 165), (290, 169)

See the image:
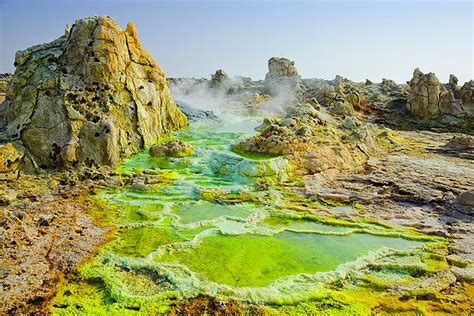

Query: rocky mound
(234, 100), (379, 175)
(0, 16), (187, 173)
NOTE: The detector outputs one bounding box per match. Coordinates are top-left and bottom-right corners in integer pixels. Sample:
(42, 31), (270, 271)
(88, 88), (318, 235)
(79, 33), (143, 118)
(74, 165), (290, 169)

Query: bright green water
(156, 231), (421, 287)
(262, 216), (353, 233)
(174, 200), (253, 224)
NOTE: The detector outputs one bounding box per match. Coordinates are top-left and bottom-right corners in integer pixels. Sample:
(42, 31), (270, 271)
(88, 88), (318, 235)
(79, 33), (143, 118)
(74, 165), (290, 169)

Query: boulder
(149, 140), (193, 158)
(0, 16), (187, 170)
(317, 76), (360, 116)
(444, 135), (474, 150)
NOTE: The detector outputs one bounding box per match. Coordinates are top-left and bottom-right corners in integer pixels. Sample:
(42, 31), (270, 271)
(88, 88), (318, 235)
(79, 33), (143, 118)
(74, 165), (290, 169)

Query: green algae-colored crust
(50, 123), (464, 315)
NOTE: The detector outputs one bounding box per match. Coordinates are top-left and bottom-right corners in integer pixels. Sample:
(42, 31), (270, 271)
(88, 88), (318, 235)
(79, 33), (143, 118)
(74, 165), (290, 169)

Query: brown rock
(406, 68), (464, 118)
(150, 140), (193, 158)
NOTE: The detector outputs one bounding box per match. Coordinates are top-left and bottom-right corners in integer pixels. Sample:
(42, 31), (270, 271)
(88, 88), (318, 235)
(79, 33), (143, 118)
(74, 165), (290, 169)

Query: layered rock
(0, 16), (187, 172)
(406, 68), (463, 118)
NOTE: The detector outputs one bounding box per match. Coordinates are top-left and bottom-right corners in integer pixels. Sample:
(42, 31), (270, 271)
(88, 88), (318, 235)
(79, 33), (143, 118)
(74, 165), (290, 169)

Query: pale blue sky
(0, 0), (472, 83)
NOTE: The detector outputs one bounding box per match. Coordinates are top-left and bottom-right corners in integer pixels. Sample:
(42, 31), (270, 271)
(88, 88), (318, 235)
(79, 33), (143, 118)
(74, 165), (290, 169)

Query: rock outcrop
(406, 68), (464, 118)
(0, 73), (10, 104)
(0, 16), (187, 172)
(454, 191), (474, 215)
(264, 57), (301, 95)
(234, 101), (378, 175)
(210, 69), (230, 88)
(318, 75), (359, 115)
(459, 80), (474, 116)
(265, 57), (299, 81)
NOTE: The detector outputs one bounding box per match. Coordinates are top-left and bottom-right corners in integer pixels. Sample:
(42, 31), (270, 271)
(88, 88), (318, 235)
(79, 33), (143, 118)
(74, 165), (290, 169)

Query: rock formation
(209, 152), (290, 184)
(446, 74), (461, 98)
(0, 16), (187, 172)
(406, 68), (463, 118)
(265, 57), (299, 80)
(149, 140), (193, 158)
(0, 73), (10, 104)
(264, 57), (301, 95)
(210, 69), (230, 88)
(459, 80), (474, 116)
(318, 75), (359, 115)
(245, 92), (271, 107)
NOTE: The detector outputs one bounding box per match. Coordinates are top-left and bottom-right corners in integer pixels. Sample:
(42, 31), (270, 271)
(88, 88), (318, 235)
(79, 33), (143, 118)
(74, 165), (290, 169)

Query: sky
(0, 0), (472, 83)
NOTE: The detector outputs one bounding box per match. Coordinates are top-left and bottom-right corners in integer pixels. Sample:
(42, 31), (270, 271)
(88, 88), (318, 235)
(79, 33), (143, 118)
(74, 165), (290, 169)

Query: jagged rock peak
(265, 57), (300, 81)
(0, 15), (187, 173)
